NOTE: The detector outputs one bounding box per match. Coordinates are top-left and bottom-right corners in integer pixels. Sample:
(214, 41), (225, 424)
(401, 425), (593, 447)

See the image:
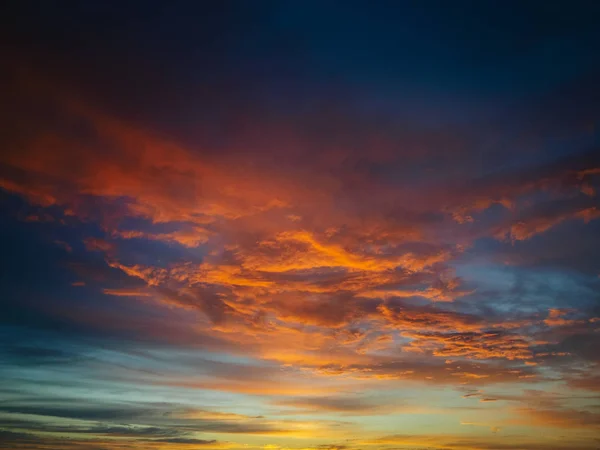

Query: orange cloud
(495, 206), (600, 242)
(102, 288), (153, 297)
(511, 407), (600, 429)
(2, 74), (600, 418)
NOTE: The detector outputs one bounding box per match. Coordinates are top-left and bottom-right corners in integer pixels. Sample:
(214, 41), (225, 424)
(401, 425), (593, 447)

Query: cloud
(151, 438), (219, 444)
(2, 34), (600, 450)
(0, 404), (151, 422)
(102, 288), (152, 297)
(494, 201), (600, 242)
(511, 407), (600, 429)
(567, 375), (600, 392)
(358, 432), (600, 449)
(273, 395), (396, 415)
(401, 329), (536, 361)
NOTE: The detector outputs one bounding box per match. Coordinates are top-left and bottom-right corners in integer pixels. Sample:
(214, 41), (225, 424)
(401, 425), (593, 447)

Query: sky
(1, 1), (600, 449)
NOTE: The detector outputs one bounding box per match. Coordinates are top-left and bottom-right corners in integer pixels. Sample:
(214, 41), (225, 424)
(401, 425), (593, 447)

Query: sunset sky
(1, 1), (600, 449)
